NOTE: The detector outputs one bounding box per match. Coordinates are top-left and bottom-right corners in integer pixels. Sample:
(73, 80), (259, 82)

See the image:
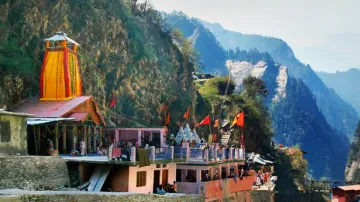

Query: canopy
(45, 31), (79, 46)
(27, 117), (75, 125)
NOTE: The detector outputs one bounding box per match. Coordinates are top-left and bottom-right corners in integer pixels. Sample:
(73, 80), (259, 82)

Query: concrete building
(0, 110), (33, 155)
(332, 185), (360, 202)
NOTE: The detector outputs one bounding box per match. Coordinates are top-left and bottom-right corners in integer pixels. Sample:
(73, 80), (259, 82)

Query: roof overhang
(27, 117), (75, 125)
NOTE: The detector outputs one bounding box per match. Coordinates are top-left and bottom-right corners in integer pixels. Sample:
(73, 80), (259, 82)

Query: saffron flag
(109, 97), (115, 108)
(165, 112), (170, 125)
(214, 119), (220, 127)
(183, 105), (190, 120)
(196, 115), (210, 127)
(237, 112), (245, 127)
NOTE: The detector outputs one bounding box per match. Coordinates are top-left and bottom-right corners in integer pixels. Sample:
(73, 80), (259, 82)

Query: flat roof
(335, 185), (360, 191)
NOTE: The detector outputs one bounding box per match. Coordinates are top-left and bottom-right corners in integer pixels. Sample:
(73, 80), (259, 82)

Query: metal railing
(174, 147), (186, 159)
(154, 147), (171, 160)
(189, 148), (203, 161)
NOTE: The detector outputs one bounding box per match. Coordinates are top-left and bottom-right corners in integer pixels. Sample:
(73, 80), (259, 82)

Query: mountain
(317, 68), (360, 116)
(226, 49), (349, 179)
(163, 12), (350, 179)
(201, 20), (359, 137)
(0, 0), (198, 128)
(346, 122), (360, 181)
(162, 12), (228, 75)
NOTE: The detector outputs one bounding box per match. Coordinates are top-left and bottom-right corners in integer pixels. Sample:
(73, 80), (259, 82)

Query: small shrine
(11, 32), (106, 155)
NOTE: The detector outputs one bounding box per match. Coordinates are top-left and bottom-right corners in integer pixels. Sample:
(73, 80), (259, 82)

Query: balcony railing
(107, 145), (246, 163)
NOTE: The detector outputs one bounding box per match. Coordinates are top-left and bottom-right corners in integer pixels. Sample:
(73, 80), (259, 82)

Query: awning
(254, 156), (266, 165)
(27, 117), (75, 125)
(265, 160), (274, 164)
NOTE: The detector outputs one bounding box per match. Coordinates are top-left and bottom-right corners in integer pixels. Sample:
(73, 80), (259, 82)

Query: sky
(151, 0), (360, 73)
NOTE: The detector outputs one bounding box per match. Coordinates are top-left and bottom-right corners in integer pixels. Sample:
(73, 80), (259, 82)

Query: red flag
(214, 133), (217, 142)
(196, 115), (210, 127)
(237, 112), (244, 127)
(109, 97), (115, 108)
(183, 105), (190, 120)
(165, 112), (170, 125)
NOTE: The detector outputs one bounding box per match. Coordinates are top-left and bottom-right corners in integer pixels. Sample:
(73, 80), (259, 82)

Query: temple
(11, 32), (105, 156)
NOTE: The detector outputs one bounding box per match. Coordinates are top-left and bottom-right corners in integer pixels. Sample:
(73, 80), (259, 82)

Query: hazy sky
(151, 0), (360, 73)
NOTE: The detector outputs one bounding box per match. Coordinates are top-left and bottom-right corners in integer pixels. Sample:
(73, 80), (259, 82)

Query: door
(162, 169), (168, 186)
(153, 170), (160, 193)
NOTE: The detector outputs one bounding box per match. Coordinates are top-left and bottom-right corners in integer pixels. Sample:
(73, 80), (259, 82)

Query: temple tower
(40, 31), (82, 100)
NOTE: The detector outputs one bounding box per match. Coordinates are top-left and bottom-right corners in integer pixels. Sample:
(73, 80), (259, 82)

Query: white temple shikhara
(175, 124), (201, 144)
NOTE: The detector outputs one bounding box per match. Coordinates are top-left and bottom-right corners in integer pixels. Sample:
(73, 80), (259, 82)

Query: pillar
(222, 148), (226, 160)
(209, 167), (214, 180)
(235, 148), (239, 159)
(151, 146), (156, 161)
(218, 165), (222, 179)
(196, 169), (202, 183)
(229, 148), (233, 160)
(73, 125), (77, 151)
(93, 126), (97, 152)
(137, 129), (141, 146)
(170, 146), (174, 160)
(205, 149), (209, 163)
(214, 148), (218, 161)
(150, 132), (153, 142)
(225, 163), (230, 177)
(160, 129), (165, 147)
(36, 126), (41, 154)
(99, 127), (103, 148)
(83, 125), (87, 154)
(55, 123), (59, 150)
(234, 163), (239, 176)
(186, 146), (190, 161)
(130, 146), (136, 163)
(63, 124), (67, 154)
(115, 128), (119, 146)
(88, 126), (91, 153)
(239, 148), (244, 159)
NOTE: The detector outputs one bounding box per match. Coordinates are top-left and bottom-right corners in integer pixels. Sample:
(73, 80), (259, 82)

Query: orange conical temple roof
(39, 32), (82, 101)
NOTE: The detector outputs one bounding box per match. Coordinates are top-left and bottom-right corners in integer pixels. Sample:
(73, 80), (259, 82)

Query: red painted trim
(39, 49), (49, 98)
(63, 47), (71, 97)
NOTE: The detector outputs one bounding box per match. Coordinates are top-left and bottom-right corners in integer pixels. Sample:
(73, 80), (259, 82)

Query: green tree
(243, 76), (268, 99)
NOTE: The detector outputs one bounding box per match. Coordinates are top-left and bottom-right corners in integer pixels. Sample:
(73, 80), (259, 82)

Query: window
(0, 121), (10, 142)
(136, 171), (146, 187)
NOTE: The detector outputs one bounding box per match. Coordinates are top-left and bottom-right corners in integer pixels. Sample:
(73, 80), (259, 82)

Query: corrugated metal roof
(336, 185), (360, 191)
(11, 96), (92, 118)
(27, 117), (75, 125)
(45, 31), (79, 45)
(0, 110), (34, 117)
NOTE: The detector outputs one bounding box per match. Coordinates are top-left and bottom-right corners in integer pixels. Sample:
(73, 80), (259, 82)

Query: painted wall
(0, 113), (27, 155)
(128, 163), (176, 194)
(109, 165), (129, 192)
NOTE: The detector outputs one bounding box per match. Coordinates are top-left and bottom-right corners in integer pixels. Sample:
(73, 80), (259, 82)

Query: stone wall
(0, 112), (28, 155)
(0, 190), (203, 202)
(0, 156), (70, 190)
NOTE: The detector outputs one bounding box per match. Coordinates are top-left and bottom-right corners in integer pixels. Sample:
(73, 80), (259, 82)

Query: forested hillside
(201, 20), (359, 137)
(0, 0), (198, 128)
(163, 12), (228, 75)
(317, 68), (360, 116)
